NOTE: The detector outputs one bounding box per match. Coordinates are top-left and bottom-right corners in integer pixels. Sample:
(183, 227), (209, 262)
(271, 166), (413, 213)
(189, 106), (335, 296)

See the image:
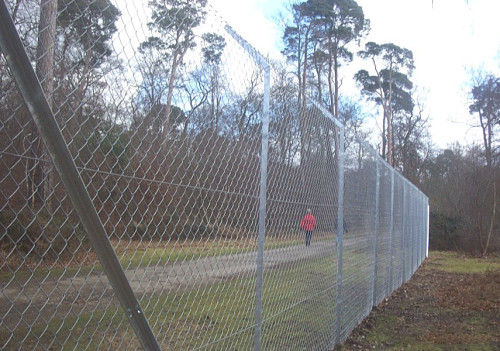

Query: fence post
(418, 193), (423, 267)
(422, 195), (427, 262)
(223, 24), (270, 351)
(416, 193), (420, 267)
(254, 61), (270, 351)
(309, 101), (345, 345)
(413, 191), (417, 273)
(426, 199), (430, 258)
(335, 122), (345, 344)
(409, 186), (412, 276)
(371, 158), (380, 307)
(0, 3), (160, 350)
(411, 189), (416, 274)
(401, 182), (407, 284)
(387, 167), (395, 295)
(424, 195), (429, 261)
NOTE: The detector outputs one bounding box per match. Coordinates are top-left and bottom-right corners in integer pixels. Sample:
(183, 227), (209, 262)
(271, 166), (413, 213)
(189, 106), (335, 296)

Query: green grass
(0, 263), (97, 285)
(118, 237), (308, 269)
(118, 245), (250, 269)
(427, 251), (500, 274)
(0, 237), (307, 284)
(1, 249), (338, 350)
(337, 251), (500, 351)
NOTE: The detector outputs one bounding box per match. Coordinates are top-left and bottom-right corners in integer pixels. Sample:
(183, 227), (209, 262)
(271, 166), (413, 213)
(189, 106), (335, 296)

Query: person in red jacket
(300, 209), (317, 246)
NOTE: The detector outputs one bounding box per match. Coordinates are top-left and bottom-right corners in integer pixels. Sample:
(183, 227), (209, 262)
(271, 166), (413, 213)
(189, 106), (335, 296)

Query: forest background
(2, 0), (499, 257)
(217, 0), (500, 256)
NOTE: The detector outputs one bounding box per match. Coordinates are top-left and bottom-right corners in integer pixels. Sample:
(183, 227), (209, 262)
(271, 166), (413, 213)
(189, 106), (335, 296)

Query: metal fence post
(0, 3), (160, 350)
(371, 158), (380, 307)
(426, 199), (430, 258)
(254, 61), (270, 351)
(401, 182), (407, 284)
(413, 191), (417, 273)
(335, 122), (345, 344)
(408, 186), (412, 277)
(411, 189), (416, 274)
(424, 195), (429, 261)
(418, 192), (423, 267)
(387, 167), (395, 295)
(309, 101), (346, 345)
(408, 185), (412, 279)
(414, 191), (418, 272)
(416, 193), (420, 267)
(223, 24), (270, 351)
(421, 194), (427, 263)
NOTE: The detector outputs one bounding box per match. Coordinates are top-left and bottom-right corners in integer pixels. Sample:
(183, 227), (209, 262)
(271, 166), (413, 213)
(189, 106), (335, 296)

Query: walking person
(300, 209), (317, 246)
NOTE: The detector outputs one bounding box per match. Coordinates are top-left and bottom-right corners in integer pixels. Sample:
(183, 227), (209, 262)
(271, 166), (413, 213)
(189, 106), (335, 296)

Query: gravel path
(1, 240), (337, 330)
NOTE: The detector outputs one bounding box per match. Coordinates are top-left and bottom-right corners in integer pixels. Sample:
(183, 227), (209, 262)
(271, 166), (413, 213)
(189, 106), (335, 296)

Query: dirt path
(0, 240), (336, 330)
(338, 252), (500, 350)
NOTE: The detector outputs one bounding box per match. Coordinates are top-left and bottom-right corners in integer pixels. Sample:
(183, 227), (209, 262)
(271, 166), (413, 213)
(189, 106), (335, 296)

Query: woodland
(1, 0), (499, 259)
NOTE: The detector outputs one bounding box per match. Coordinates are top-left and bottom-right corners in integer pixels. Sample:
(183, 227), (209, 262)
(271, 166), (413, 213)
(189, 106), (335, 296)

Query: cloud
(208, 0), (500, 148)
(209, 0), (282, 58)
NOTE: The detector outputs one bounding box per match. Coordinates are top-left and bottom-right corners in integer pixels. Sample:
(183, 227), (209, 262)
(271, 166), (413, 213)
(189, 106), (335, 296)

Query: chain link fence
(0, 0), (429, 350)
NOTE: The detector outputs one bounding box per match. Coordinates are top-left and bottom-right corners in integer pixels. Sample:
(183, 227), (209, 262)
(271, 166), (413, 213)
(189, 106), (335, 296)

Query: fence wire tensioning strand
(0, 1), (429, 350)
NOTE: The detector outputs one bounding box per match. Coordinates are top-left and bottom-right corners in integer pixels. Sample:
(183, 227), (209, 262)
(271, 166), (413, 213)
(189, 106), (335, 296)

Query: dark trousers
(305, 231), (313, 246)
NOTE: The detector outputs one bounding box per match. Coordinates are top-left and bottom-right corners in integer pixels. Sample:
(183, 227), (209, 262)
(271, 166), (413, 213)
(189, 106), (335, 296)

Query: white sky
(209, 0), (500, 149)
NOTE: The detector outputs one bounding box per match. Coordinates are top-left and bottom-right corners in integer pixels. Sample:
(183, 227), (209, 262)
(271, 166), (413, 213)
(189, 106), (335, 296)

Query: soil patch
(338, 252), (500, 350)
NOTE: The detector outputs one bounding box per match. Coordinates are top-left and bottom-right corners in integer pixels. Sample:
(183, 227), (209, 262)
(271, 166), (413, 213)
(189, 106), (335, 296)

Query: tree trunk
(33, 0), (57, 211)
(299, 26), (311, 190)
(386, 65), (394, 166)
(381, 107), (386, 159)
(482, 168), (496, 256)
(333, 51), (339, 120)
(387, 108), (393, 166)
(327, 37), (334, 115)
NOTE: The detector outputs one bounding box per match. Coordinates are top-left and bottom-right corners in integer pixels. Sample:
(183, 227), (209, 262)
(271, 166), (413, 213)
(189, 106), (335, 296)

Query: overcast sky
(209, 0), (500, 149)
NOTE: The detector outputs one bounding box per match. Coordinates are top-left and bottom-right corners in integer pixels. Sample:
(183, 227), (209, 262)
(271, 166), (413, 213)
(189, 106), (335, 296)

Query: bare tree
(393, 88), (431, 184)
(27, 0), (57, 209)
(468, 71), (500, 256)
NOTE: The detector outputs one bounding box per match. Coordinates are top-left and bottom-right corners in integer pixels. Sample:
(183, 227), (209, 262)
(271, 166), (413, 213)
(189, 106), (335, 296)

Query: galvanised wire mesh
(1, 1), (265, 349)
(261, 102), (340, 351)
(340, 141), (378, 340)
(0, 0), (429, 350)
(374, 162), (393, 305)
(391, 170), (404, 291)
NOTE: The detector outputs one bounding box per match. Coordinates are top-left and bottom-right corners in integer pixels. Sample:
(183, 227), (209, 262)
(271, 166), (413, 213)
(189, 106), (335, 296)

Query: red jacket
(300, 214), (317, 231)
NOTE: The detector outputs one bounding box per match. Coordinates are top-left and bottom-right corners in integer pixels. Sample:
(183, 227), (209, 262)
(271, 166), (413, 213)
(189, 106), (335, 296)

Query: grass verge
(339, 251), (500, 350)
(2, 253), (338, 350)
(0, 236), (312, 284)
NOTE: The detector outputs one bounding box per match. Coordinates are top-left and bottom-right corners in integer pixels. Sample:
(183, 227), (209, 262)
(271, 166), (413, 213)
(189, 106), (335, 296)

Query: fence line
(0, 3), (160, 349)
(0, 1), (428, 350)
(224, 23), (272, 351)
